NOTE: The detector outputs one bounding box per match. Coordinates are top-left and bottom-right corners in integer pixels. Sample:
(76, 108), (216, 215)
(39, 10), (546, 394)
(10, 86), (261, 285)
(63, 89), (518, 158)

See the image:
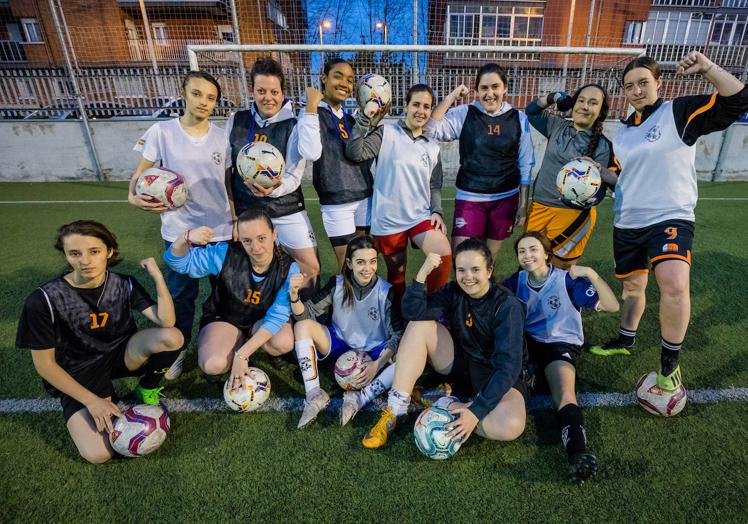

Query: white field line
(1, 387), (747, 414)
(1, 197), (747, 204)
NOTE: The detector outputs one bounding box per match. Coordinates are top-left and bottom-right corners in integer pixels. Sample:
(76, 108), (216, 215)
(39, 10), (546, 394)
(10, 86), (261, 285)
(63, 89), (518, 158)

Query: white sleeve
(423, 104), (469, 142)
(133, 123), (161, 163)
(269, 124), (305, 198)
(224, 113), (235, 169)
(517, 111), (536, 186)
(296, 108), (322, 161)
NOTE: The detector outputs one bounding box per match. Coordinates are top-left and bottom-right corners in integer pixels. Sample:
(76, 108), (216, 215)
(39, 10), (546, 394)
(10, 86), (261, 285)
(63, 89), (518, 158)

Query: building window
(21, 18), (42, 43)
(445, 5), (543, 46)
(152, 23), (168, 41)
(623, 21), (644, 44)
(267, 0), (287, 30)
(710, 14), (748, 46)
(217, 25), (234, 42)
(642, 11), (717, 46)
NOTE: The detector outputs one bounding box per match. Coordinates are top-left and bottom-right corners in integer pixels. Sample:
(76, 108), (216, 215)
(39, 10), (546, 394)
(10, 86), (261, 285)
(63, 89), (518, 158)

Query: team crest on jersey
(547, 296), (561, 309)
(212, 151), (223, 165)
(420, 153), (430, 168)
(645, 125), (661, 142)
(308, 230), (316, 241)
(662, 243), (679, 253)
(455, 217), (468, 229)
(368, 306), (379, 321)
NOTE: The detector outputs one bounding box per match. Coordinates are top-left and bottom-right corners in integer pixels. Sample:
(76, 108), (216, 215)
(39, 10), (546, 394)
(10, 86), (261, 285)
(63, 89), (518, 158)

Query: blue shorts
(319, 325), (387, 361)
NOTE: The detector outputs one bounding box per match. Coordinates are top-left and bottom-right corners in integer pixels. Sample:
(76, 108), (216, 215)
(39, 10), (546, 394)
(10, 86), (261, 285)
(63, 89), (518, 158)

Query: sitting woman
(15, 220), (183, 464)
(363, 239), (527, 450)
(291, 235), (403, 429)
(163, 208), (297, 389)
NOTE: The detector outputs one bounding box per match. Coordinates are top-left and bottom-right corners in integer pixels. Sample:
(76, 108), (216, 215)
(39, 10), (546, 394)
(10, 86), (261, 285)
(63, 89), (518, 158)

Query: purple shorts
(452, 194), (519, 241)
(318, 325), (387, 361)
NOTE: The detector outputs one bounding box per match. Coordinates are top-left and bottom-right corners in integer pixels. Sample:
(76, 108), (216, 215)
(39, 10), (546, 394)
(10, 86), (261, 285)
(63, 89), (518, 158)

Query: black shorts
(56, 342), (139, 422)
(526, 337), (582, 372)
(613, 219), (694, 279)
(439, 346), (529, 402)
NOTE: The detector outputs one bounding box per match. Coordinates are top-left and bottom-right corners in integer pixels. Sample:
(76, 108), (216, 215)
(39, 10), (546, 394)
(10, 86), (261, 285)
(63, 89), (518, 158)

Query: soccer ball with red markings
(556, 159), (602, 208)
(636, 371), (687, 417)
(357, 73), (392, 117)
(109, 404), (170, 458)
(334, 350), (372, 391)
(237, 141), (285, 188)
(223, 367), (272, 412)
(135, 167), (188, 208)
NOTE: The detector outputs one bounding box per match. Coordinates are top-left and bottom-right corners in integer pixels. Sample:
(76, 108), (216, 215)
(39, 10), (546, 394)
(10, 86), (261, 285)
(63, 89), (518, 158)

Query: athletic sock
(660, 338), (682, 376)
(387, 389), (411, 416)
(617, 327), (636, 347)
(426, 254), (452, 294)
(359, 363), (395, 405)
(139, 350), (180, 389)
(558, 403), (587, 457)
(294, 339), (320, 396)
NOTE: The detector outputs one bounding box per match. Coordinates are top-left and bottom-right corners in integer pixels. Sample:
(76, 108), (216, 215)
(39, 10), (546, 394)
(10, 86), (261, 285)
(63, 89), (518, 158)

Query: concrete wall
(1, 118), (746, 182)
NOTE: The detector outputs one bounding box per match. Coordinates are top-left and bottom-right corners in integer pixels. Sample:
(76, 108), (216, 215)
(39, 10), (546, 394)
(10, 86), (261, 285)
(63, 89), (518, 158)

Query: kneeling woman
(290, 235), (403, 429)
(163, 209), (298, 386)
(363, 239), (527, 449)
(504, 231), (619, 482)
(15, 221), (183, 464)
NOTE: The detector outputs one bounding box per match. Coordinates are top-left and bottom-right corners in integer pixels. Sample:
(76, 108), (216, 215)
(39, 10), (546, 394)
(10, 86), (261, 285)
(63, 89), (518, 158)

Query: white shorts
(272, 211), (317, 250)
(321, 199), (371, 240)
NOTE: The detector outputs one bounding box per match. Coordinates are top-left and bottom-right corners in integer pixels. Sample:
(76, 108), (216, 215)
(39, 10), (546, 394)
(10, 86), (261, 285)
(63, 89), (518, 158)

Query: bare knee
(658, 276), (689, 302)
(200, 355), (229, 376)
(79, 447), (113, 464)
(622, 278), (647, 300)
(264, 330), (294, 355)
(160, 327), (184, 352)
(482, 415), (525, 442)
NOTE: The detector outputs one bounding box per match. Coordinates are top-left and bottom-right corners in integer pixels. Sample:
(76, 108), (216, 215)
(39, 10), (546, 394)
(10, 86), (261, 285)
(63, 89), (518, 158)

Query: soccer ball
(413, 396), (462, 460)
(223, 367), (272, 412)
(556, 159), (602, 207)
(135, 167), (187, 208)
(236, 142), (285, 188)
(109, 404), (170, 458)
(357, 73), (392, 116)
(635, 371), (687, 417)
(334, 350), (373, 391)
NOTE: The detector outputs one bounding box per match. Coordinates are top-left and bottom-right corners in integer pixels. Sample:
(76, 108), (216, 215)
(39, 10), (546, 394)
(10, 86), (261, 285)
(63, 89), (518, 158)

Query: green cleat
(133, 385), (165, 405)
(656, 365), (683, 392)
(589, 337), (633, 357)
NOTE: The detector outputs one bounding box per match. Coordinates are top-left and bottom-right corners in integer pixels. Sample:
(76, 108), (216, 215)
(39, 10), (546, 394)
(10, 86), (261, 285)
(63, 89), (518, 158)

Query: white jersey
(371, 123), (440, 235)
(331, 275), (390, 351)
(134, 118), (232, 242)
(515, 267), (585, 346)
(613, 101), (697, 229)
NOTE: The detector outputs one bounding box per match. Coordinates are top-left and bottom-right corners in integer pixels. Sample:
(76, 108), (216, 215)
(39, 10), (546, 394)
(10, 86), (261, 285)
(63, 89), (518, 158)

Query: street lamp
(375, 21), (388, 45)
(319, 19), (332, 45)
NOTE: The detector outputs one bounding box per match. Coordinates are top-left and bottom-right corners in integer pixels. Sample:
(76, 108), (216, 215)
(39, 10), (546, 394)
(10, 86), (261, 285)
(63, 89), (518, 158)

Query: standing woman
(163, 209), (297, 385)
(362, 239), (527, 450)
(225, 57), (319, 296)
(346, 83), (452, 305)
(590, 52), (748, 399)
(525, 85), (619, 268)
(504, 232), (619, 482)
(15, 221), (183, 464)
(297, 59), (373, 269)
(425, 63), (534, 260)
(129, 71), (232, 379)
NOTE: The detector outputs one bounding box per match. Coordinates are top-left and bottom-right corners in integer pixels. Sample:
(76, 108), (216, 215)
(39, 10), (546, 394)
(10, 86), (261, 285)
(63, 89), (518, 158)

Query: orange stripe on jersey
(615, 268), (649, 279)
(611, 155), (622, 175)
(685, 92), (718, 130)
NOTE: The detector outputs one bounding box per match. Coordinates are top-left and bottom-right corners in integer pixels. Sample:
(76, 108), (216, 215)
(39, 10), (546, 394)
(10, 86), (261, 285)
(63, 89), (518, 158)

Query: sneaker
(589, 337), (633, 357)
(656, 365), (683, 392)
(297, 389), (330, 429)
(362, 406), (401, 449)
(568, 451), (598, 483)
(133, 385), (164, 406)
(340, 390), (363, 426)
(412, 383), (453, 408)
(164, 351), (186, 380)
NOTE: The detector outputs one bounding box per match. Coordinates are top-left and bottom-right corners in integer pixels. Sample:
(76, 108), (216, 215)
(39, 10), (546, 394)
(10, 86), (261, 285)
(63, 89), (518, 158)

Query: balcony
(645, 43), (748, 70)
(127, 38), (237, 63)
(0, 41), (26, 63)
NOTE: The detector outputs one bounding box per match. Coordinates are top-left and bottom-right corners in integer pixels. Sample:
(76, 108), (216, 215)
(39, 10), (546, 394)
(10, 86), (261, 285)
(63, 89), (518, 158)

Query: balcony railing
(127, 38), (237, 63)
(0, 41), (26, 63)
(645, 43), (747, 70)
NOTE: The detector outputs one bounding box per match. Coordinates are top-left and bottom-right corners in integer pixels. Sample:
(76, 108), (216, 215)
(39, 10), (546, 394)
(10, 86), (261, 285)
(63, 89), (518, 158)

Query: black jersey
(201, 242), (292, 331)
(15, 272), (155, 377)
(313, 107), (372, 205)
(457, 105), (521, 194)
(402, 280), (526, 419)
(229, 109), (305, 218)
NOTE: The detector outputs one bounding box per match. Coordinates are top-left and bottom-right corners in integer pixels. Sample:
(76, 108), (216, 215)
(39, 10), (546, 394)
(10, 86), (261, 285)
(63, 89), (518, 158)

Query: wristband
(184, 229), (192, 247)
(290, 296), (301, 304)
(234, 353), (249, 362)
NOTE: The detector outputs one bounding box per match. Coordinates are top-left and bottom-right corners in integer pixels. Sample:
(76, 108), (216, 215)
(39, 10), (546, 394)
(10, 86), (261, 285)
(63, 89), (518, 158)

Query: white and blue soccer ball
(636, 371), (687, 417)
(109, 404), (170, 458)
(223, 367), (272, 412)
(237, 142), (285, 188)
(556, 158), (602, 207)
(334, 350), (372, 391)
(135, 166), (187, 208)
(357, 73), (392, 115)
(413, 396), (462, 460)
